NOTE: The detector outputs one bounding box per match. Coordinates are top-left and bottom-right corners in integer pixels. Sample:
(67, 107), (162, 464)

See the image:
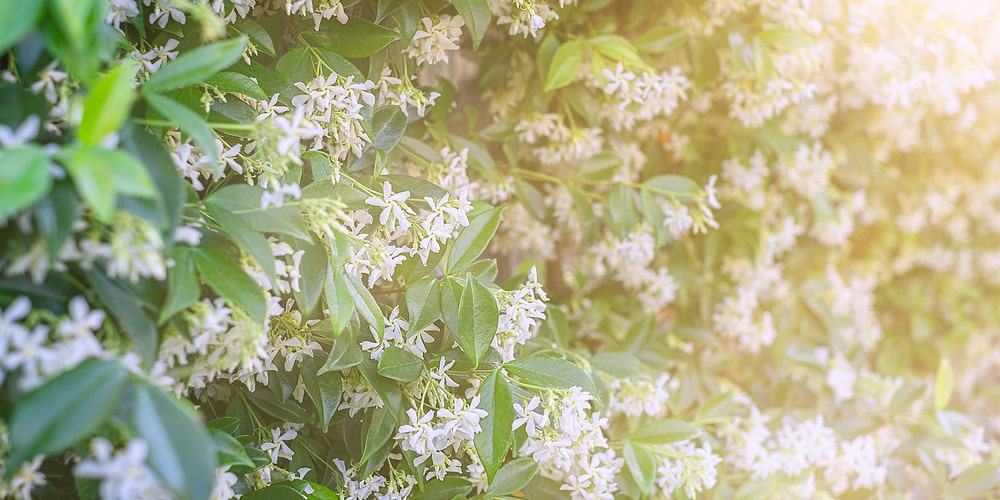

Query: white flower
(8, 455), (46, 499)
(260, 427), (297, 464)
(0, 115), (40, 148)
(75, 438), (171, 500)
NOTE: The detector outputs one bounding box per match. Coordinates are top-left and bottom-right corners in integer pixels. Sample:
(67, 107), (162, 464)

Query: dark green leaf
(413, 476), (472, 500)
(209, 428), (255, 469)
(302, 353), (344, 433)
(318, 330), (365, 374)
(159, 247), (200, 324)
(359, 406), (396, 466)
(405, 277), (440, 333)
(7, 360), (127, 474)
(456, 275), (499, 368)
(88, 271), (159, 367)
(371, 106), (407, 153)
(205, 203), (278, 291)
(204, 72), (267, 100)
(302, 18), (400, 59)
(233, 18), (275, 57)
(474, 370), (514, 482)
(324, 267), (356, 338)
(192, 246), (267, 324)
(344, 272), (385, 339)
(377, 346), (423, 382)
(206, 184), (313, 241)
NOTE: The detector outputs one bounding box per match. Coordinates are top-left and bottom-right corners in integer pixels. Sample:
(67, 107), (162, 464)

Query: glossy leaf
(456, 275), (499, 368)
(302, 18), (400, 58)
(447, 205), (504, 273)
(503, 354), (597, 395)
(377, 346), (424, 382)
(487, 457), (538, 496)
(475, 370), (514, 482)
(453, 0), (491, 50)
(544, 40), (582, 92)
(144, 92), (220, 166)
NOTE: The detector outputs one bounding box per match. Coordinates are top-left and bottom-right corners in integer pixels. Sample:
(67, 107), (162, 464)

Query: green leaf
(643, 174), (701, 202)
(206, 184), (313, 241)
(513, 178), (546, 221)
(376, 0), (415, 22)
(475, 370), (514, 483)
(544, 40), (582, 92)
(209, 428), (255, 470)
(405, 277), (441, 333)
(630, 419), (700, 445)
(503, 354), (597, 394)
(456, 275), (499, 368)
(241, 483), (309, 500)
(751, 37), (775, 85)
(205, 203), (278, 291)
(589, 35), (644, 67)
(233, 18), (275, 57)
(6, 359), (128, 474)
(144, 37), (248, 92)
(413, 476), (473, 500)
(159, 248), (200, 324)
(192, 246), (267, 325)
(624, 441), (656, 494)
(302, 18), (400, 59)
(294, 240), (328, 316)
(144, 92), (220, 166)
(634, 26), (688, 54)
(935, 357), (954, 410)
(324, 267), (356, 338)
(250, 387), (313, 423)
(33, 182), (79, 262)
(690, 39), (719, 88)
(357, 359), (404, 415)
(453, 0), (491, 50)
(344, 272), (385, 339)
(607, 183), (639, 238)
(377, 346), (424, 382)
(118, 121), (186, 235)
(0, 146), (50, 220)
(576, 151), (622, 182)
(318, 330), (365, 374)
(951, 462), (1000, 498)
(276, 46), (315, 86)
(0, 0), (43, 54)
(88, 271), (159, 367)
(371, 106), (407, 153)
(204, 72), (268, 100)
(79, 60), (137, 146)
(447, 205), (504, 273)
(301, 353), (344, 433)
(130, 382), (217, 500)
(487, 457), (537, 496)
(58, 146), (157, 223)
(758, 29), (815, 49)
(359, 406), (397, 466)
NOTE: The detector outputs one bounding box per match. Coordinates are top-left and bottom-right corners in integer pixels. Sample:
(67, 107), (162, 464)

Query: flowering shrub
(1, 0), (1000, 498)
